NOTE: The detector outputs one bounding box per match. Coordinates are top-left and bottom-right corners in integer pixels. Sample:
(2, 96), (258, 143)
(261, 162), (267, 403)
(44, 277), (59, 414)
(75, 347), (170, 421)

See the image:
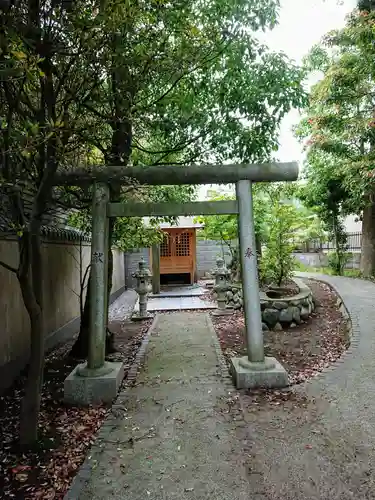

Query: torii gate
(62, 162), (298, 404)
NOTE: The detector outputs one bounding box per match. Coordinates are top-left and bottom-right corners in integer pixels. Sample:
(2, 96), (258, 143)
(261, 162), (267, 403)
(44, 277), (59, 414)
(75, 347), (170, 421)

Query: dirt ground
(0, 317), (152, 500)
(212, 279), (349, 385)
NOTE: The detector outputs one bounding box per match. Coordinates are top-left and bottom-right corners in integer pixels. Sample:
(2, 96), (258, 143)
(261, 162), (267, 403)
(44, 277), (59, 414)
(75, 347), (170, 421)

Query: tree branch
(133, 38), (230, 113)
(0, 259), (17, 274)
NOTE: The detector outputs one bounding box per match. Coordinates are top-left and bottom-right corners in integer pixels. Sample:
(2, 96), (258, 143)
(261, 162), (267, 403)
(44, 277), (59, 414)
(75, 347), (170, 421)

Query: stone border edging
(206, 313), (233, 385)
(125, 314), (158, 385)
(297, 276), (361, 386)
(64, 315), (159, 500)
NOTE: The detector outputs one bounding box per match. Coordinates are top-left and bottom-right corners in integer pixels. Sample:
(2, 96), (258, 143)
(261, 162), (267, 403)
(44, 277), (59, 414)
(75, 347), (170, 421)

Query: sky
(198, 0), (358, 200)
(266, 0), (358, 162)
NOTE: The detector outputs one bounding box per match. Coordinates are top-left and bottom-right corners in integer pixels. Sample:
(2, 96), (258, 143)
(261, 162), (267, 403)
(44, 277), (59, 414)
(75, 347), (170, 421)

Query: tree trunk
(105, 235), (115, 353)
(70, 274), (91, 358)
(18, 229), (46, 446)
(19, 295), (44, 446)
(360, 200), (375, 277)
(70, 225), (115, 359)
(70, 33), (133, 358)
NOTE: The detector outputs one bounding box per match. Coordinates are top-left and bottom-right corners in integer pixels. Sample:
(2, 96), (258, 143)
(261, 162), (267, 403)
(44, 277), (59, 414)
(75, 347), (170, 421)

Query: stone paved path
(242, 273), (375, 500)
(67, 312), (250, 499)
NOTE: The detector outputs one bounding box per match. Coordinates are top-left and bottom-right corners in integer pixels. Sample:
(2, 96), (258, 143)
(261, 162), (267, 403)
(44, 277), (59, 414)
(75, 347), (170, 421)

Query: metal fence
(298, 232), (362, 253)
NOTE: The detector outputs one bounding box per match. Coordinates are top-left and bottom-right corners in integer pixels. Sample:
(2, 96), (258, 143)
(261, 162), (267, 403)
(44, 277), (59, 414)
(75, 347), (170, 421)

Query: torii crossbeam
(63, 162), (298, 404)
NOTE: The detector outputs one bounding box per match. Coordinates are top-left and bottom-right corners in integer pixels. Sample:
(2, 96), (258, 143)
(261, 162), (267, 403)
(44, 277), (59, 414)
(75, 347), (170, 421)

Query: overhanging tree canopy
(0, 0), (306, 444)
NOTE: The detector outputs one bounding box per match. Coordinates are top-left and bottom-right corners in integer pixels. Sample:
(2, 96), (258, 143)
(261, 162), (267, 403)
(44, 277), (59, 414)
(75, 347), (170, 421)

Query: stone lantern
(132, 258), (153, 320)
(212, 257), (233, 316)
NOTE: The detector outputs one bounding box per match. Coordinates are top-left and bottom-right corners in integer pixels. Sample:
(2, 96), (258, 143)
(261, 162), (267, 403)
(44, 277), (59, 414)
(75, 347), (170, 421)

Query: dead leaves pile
(213, 280), (349, 387)
(0, 319), (151, 499)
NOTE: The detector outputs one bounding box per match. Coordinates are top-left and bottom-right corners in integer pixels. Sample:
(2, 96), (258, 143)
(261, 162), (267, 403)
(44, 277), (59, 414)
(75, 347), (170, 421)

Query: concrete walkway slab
(135, 286), (216, 312)
(150, 285), (206, 298)
(145, 296), (216, 311)
(67, 313), (250, 500)
(240, 272), (375, 500)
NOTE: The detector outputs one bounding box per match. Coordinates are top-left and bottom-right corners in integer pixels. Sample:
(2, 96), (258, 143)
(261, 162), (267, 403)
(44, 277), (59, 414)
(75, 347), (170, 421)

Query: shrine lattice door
(159, 228), (196, 284)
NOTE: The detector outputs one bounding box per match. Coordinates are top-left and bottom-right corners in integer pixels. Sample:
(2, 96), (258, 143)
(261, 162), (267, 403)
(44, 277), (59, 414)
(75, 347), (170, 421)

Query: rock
(262, 308), (280, 328)
(274, 322), (283, 331)
(301, 298), (310, 307)
(312, 295), (320, 308)
(226, 291), (233, 300)
(272, 301), (288, 310)
(233, 294), (240, 303)
(233, 302), (242, 310)
(262, 322), (269, 331)
(260, 301), (267, 311)
(279, 307), (293, 324)
(291, 306), (301, 324)
(300, 306), (310, 320)
(238, 298), (243, 307)
(290, 322), (297, 328)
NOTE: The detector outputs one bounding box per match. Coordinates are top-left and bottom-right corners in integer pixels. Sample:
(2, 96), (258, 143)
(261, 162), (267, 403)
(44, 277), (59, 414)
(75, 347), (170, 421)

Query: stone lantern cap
(132, 258), (152, 278)
(212, 257), (230, 278)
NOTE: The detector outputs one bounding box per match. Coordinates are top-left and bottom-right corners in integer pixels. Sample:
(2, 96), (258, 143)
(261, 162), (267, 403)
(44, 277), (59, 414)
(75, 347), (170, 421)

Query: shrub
(260, 202), (297, 286)
(327, 251), (352, 275)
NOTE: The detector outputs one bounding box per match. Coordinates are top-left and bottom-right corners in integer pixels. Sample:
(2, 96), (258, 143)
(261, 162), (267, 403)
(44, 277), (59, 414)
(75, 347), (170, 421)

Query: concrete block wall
(124, 248), (150, 288)
(293, 251), (361, 269)
(196, 240), (232, 278)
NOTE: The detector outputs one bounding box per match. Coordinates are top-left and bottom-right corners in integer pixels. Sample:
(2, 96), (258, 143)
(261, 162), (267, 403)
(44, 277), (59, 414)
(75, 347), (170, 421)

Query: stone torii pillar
(64, 183), (124, 405)
(232, 180), (288, 389)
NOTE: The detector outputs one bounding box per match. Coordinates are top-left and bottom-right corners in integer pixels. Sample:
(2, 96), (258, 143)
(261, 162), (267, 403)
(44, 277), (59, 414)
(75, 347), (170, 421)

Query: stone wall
(225, 278), (314, 330)
(0, 234), (125, 393)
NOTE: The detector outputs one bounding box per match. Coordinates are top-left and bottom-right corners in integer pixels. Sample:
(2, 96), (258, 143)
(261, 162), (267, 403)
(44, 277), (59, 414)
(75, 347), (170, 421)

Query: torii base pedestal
(64, 361), (124, 405)
(230, 356), (288, 390)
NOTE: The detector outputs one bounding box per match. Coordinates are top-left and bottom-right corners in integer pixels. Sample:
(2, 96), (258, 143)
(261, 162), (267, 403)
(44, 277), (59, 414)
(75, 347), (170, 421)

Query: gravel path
(67, 312), (251, 499)
(241, 273), (375, 500)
